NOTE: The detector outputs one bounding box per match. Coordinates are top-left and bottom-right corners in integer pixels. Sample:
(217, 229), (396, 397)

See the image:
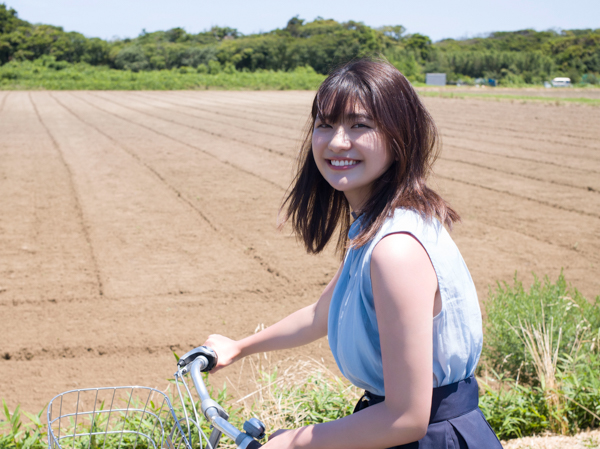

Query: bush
(483, 272), (600, 383)
(114, 46), (150, 72)
(481, 273), (600, 438)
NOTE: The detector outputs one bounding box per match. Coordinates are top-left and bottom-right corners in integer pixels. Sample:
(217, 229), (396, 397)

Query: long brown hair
(280, 57), (459, 255)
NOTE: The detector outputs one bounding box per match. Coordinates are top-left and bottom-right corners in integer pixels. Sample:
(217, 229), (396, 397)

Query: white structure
(551, 77), (571, 87)
(426, 73), (447, 86)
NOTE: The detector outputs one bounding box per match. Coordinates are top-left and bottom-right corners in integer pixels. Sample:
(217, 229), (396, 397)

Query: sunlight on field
(0, 91), (598, 418)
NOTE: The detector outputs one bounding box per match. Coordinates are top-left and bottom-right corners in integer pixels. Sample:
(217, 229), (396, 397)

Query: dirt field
(1, 90), (599, 417)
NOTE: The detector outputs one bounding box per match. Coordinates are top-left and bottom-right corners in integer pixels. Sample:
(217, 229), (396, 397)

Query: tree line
(1, 3), (598, 85)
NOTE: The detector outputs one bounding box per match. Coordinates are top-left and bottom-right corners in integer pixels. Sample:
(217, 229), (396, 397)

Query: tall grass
(480, 273), (600, 439)
(230, 356), (360, 433)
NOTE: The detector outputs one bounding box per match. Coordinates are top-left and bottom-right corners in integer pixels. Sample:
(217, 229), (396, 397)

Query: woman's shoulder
(376, 208), (443, 241)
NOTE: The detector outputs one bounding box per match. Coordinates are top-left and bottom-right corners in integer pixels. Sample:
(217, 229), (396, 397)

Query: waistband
(358, 376), (479, 424)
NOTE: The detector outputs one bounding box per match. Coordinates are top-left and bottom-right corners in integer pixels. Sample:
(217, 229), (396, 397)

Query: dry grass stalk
(518, 315), (568, 435)
(228, 352), (360, 436)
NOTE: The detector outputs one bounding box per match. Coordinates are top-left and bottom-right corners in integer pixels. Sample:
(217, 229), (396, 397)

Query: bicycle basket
(47, 386), (201, 449)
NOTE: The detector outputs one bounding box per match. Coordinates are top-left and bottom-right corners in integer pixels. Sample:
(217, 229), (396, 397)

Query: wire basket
(47, 386), (199, 449)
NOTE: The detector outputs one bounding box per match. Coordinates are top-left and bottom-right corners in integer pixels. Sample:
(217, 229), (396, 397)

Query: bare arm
(203, 263), (343, 373)
(265, 233), (437, 449)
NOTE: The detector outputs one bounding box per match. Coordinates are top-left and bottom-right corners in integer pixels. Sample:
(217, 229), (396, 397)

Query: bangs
(313, 71), (375, 124)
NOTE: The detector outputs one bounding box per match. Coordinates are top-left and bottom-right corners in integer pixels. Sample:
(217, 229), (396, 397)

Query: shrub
(483, 272), (600, 383)
(481, 273), (600, 438)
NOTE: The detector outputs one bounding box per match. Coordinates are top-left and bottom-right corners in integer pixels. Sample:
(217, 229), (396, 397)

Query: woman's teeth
(330, 159), (357, 167)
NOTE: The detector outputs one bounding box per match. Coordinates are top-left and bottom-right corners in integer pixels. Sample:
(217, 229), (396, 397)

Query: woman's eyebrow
(315, 112), (374, 123)
(345, 112), (374, 121)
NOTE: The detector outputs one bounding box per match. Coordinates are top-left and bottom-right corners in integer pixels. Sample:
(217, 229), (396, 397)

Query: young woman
(203, 58), (503, 448)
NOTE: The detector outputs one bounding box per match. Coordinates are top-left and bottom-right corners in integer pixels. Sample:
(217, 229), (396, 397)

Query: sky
(4, 0), (599, 42)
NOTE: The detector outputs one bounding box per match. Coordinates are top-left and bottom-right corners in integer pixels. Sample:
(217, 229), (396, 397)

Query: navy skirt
(353, 376), (503, 448)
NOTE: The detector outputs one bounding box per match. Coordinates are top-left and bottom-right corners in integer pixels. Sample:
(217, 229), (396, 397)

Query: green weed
(0, 400), (46, 449)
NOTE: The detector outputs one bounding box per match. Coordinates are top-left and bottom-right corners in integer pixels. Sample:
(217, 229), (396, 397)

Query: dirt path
(1, 91), (598, 420)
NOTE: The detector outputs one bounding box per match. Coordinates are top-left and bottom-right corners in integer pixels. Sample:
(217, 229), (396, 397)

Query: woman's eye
(353, 123), (370, 129)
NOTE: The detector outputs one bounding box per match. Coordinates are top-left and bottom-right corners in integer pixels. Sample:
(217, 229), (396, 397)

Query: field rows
(0, 91), (598, 412)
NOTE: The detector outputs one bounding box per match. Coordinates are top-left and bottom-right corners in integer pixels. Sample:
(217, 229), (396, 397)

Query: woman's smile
(327, 158), (361, 169)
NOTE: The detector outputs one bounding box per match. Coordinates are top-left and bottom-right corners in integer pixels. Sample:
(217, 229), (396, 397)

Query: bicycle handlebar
(177, 346), (218, 371)
(177, 346), (264, 449)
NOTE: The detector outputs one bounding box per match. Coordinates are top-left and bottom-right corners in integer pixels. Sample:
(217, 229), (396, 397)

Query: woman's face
(312, 107), (394, 211)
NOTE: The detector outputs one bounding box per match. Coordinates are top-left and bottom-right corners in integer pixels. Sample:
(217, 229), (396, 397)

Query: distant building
(551, 77), (571, 87)
(426, 73), (446, 86)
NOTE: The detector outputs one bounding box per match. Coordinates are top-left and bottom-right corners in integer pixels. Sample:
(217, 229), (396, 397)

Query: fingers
(198, 334), (241, 373)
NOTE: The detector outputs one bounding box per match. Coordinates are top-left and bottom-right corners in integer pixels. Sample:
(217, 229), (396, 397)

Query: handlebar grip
(245, 440), (262, 449)
(177, 346), (218, 371)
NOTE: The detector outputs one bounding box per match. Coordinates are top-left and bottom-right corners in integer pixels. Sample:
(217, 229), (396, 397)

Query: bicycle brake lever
(177, 346), (218, 371)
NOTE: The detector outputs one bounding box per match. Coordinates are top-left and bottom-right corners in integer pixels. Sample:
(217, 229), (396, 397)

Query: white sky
(4, 0), (599, 42)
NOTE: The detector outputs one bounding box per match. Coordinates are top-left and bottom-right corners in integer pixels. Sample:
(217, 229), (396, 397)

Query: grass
(1, 273), (599, 448)
(480, 273), (600, 439)
(0, 59), (325, 91)
(416, 90), (600, 106)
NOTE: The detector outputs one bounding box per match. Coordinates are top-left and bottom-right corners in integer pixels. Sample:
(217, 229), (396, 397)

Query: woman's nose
(328, 126), (351, 152)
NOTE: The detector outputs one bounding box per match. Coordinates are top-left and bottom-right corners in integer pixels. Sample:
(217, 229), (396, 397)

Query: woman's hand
(201, 334), (242, 373)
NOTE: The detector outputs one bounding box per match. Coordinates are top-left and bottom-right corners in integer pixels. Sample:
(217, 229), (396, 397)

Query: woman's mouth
(328, 159), (360, 169)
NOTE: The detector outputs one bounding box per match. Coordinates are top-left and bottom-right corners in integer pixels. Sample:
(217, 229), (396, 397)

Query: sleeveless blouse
(327, 208), (483, 395)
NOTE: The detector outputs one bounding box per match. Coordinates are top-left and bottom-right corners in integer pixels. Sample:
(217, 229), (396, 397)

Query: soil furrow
(52, 93), (219, 234)
(437, 173), (600, 219)
(29, 93), (105, 297)
(54, 92), (290, 282)
(92, 91), (295, 160)
(135, 91), (301, 142)
(442, 135), (600, 173)
(439, 118), (600, 150)
(75, 92), (288, 191)
(441, 130), (600, 164)
(423, 104), (599, 145)
(1, 343), (191, 362)
(168, 91), (309, 122)
(443, 143), (600, 177)
(439, 154), (600, 193)
(40, 92), (278, 298)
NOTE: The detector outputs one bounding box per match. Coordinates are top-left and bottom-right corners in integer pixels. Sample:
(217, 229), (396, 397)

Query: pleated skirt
(353, 376), (503, 448)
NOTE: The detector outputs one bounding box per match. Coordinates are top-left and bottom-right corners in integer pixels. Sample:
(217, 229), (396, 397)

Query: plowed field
(1, 91), (599, 413)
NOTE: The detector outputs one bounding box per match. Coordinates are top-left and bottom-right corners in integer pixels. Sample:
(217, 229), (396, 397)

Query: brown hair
(280, 57), (459, 255)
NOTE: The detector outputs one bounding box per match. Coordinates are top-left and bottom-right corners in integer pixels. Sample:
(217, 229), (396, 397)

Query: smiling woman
(201, 58), (503, 449)
(281, 59), (459, 254)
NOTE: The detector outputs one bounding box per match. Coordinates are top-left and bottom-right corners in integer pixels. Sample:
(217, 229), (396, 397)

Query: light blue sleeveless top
(328, 208), (483, 395)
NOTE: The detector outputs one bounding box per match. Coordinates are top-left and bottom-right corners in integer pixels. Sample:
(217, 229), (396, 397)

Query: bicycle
(47, 346), (265, 449)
